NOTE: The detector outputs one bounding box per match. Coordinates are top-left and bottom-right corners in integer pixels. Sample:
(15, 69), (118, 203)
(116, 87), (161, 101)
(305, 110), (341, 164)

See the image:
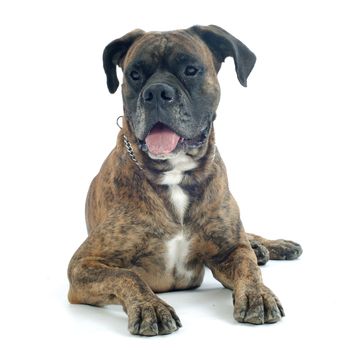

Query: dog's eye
(184, 66), (198, 76)
(130, 70), (141, 81)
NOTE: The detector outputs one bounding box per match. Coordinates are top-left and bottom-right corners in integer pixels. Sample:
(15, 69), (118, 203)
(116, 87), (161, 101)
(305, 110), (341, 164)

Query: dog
(68, 25), (302, 336)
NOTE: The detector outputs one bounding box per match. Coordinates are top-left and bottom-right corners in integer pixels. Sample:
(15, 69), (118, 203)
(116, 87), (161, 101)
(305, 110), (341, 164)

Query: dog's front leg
(68, 251), (181, 336)
(206, 239), (284, 324)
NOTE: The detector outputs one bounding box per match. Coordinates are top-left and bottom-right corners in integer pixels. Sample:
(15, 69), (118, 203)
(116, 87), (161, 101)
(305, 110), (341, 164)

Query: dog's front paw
(127, 297), (182, 336)
(250, 240), (270, 265)
(233, 284), (284, 325)
(267, 239), (303, 260)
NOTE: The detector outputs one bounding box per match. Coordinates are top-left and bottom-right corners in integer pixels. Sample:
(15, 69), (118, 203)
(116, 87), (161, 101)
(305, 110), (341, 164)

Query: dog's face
(121, 31), (220, 159)
(103, 25), (256, 159)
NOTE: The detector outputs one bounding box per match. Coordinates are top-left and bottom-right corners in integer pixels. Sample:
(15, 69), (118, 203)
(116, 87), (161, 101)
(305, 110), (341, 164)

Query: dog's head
(103, 25), (256, 159)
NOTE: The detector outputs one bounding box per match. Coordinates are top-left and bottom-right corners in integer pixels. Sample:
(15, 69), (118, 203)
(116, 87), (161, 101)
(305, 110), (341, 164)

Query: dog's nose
(142, 83), (176, 105)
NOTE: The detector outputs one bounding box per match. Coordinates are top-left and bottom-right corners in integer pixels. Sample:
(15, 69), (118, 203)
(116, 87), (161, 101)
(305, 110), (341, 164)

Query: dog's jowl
(68, 25), (302, 336)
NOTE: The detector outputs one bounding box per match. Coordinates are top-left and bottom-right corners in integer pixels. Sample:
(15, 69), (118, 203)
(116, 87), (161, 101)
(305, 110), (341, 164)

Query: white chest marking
(161, 153), (197, 222)
(166, 232), (193, 279)
(168, 185), (188, 223)
(161, 153), (197, 186)
(162, 154), (197, 280)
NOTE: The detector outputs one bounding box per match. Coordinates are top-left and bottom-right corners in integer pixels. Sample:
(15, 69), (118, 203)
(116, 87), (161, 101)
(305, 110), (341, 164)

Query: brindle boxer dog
(68, 25), (302, 336)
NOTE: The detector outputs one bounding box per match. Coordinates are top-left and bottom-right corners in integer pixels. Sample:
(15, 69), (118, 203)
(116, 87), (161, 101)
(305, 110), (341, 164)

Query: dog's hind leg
(247, 233), (303, 265)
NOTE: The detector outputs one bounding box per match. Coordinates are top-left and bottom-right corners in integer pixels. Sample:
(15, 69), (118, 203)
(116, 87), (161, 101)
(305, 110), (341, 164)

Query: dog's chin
(147, 150), (181, 161)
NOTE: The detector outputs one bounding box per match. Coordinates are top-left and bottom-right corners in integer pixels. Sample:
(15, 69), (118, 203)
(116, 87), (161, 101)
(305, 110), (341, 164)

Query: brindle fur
(68, 25), (302, 336)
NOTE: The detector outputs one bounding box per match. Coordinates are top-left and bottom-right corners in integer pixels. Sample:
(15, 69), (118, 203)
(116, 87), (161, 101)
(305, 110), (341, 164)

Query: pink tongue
(145, 124), (181, 155)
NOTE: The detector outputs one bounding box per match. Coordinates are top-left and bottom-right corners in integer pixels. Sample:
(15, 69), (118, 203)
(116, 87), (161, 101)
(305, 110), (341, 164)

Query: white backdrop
(1, 0), (349, 349)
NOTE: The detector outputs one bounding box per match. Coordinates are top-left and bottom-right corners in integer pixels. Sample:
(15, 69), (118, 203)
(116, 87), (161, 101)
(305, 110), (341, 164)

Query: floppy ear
(189, 25), (256, 87)
(103, 29), (145, 93)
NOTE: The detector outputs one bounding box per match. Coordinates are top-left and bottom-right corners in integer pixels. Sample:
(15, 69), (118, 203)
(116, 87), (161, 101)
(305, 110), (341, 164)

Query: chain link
(123, 134), (143, 170)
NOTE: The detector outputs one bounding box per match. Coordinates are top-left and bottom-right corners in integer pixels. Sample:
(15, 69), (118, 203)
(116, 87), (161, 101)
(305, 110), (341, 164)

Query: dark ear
(103, 29), (145, 93)
(189, 25), (256, 87)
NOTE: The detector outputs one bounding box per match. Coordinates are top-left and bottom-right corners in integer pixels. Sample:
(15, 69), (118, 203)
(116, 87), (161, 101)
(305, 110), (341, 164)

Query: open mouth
(138, 122), (210, 156)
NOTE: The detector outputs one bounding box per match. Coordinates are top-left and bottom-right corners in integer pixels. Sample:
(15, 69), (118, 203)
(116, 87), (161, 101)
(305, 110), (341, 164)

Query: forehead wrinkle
(124, 34), (161, 68)
(124, 30), (214, 71)
(159, 36), (168, 57)
(165, 31), (212, 61)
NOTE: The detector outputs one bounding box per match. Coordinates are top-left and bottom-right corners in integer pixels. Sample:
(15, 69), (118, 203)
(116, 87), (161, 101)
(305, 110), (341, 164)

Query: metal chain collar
(122, 134), (143, 170)
(117, 116), (143, 170)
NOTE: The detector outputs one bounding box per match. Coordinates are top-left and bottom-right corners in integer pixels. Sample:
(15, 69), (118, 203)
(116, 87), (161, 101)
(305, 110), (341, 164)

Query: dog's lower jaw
(147, 150), (182, 161)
